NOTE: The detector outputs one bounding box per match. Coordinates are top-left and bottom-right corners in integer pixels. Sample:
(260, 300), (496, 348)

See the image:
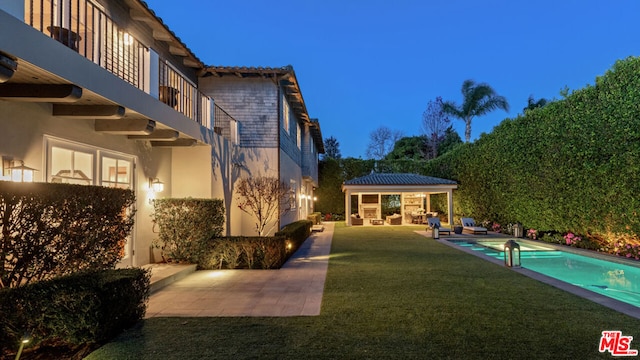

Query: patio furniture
(351, 215), (363, 226)
(460, 217), (487, 234)
(370, 218), (384, 225)
(427, 218), (451, 235)
(386, 214), (402, 225)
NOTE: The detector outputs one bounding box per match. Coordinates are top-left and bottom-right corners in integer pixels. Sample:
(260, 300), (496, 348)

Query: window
(283, 95), (290, 134)
(46, 137), (134, 190)
(50, 146), (94, 185)
(296, 123), (301, 149)
(289, 180), (297, 209)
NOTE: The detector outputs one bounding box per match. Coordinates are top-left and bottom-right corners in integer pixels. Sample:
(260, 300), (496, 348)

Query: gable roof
(344, 173), (457, 186)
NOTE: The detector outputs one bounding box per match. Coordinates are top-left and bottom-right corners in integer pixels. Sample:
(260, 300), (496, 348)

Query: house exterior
(199, 66), (324, 235)
(0, 0), (322, 267)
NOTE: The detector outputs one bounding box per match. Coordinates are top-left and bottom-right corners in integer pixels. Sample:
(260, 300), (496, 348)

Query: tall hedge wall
(424, 56), (640, 236)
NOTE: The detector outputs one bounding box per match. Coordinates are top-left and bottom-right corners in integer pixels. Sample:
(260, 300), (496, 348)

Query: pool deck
(430, 232), (640, 320)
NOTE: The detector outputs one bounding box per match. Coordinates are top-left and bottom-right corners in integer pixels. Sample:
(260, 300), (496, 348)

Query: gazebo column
(426, 193), (431, 212)
(345, 189), (352, 226)
(447, 190), (454, 226)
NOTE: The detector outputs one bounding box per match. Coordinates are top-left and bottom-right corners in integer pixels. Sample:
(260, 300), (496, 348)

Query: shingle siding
(200, 77), (278, 148)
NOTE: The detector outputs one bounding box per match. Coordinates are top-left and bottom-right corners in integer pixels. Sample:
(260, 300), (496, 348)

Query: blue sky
(147, 0), (640, 158)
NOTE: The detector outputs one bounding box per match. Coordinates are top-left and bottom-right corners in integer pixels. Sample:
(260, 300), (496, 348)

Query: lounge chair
(460, 217), (487, 234)
(427, 217), (451, 235)
(351, 215), (363, 226)
(386, 213), (402, 225)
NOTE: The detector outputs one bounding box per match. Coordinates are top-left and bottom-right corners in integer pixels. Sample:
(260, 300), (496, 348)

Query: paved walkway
(145, 222), (334, 317)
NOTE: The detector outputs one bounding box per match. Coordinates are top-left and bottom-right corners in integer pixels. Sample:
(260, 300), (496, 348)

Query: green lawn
(87, 224), (640, 359)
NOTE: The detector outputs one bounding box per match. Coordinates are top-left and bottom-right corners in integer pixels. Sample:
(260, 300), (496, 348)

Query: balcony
(23, 0), (215, 132)
(213, 104), (238, 144)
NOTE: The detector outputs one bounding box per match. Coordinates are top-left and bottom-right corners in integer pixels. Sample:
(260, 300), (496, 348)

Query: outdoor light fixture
(3, 159), (37, 183)
(503, 239), (521, 268)
(313, 196), (317, 201)
(513, 223), (523, 238)
(15, 333), (31, 360)
(149, 177), (164, 193)
(431, 223), (440, 239)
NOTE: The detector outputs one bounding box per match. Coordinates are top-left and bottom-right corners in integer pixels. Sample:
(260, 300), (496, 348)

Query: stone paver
(146, 222), (334, 317)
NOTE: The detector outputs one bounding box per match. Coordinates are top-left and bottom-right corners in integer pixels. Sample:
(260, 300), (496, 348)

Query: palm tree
(442, 80), (509, 143)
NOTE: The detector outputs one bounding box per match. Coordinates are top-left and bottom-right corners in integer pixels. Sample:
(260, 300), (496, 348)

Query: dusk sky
(147, 0), (640, 158)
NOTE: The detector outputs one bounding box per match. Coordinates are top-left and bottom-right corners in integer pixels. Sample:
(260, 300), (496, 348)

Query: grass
(86, 224), (640, 359)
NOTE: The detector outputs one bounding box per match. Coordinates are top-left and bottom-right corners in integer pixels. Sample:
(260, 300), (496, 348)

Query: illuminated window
(296, 123), (301, 149)
(283, 95), (290, 134)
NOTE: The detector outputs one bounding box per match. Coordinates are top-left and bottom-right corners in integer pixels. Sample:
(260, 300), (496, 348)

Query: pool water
(448, 239), (640, 308)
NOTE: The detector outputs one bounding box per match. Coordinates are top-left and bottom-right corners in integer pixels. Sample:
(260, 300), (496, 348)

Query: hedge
(423, 56), (640, 240)
(0, 182), (135, 288)
(152, 198), (225, 263)
(0, 268), (150, 357)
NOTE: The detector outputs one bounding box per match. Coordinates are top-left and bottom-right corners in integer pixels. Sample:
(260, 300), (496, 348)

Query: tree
(365, 126), (403, 160)
(322, 136), (342, 160)
(385, 136), (428, 160)
(442, 79), (510, 143)
(523, 95), (548, 113)
(316, 157), (344, 215)
(437, 126), (463, 156)
(235, 176), (291, 236)
(421, 96), (450, 158)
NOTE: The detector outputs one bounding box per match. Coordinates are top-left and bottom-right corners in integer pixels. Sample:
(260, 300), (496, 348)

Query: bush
(0, 182), (135, 288)
(276, 220), (312, 249)
(199, 236), (288, 270)
(0, 268), (150, 357)
(307, 212), (322, 225)
(152, 198), (225, 263)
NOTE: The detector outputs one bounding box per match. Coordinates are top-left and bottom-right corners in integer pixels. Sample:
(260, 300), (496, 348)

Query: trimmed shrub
(0, 182), (135, 288)
(276, 220), (313, 250)
(199, 236), (288, 270)
(152, 198), (225, 263)
(307, 212), (322, 225)
(0, 268), (150, 357)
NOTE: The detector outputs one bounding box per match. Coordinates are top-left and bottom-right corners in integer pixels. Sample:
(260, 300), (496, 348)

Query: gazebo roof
(344, 173), (457, 186)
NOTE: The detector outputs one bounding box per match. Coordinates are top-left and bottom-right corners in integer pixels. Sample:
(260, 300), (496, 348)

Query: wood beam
(130, 9), (154, 23)
(153, 30), (173, 42)
(0, 84), (82, 102)
(183, 59), (200, 68)
(128, 129), (179, 141)
(169, 46), (188, 56)
(53, 104), (125, 118)
(95, 119), (155, 135)
(151, 138), (197, 147)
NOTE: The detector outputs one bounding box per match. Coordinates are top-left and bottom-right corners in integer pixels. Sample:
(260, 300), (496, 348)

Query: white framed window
(296, 123), (301, 149)
(283, 95), (290, 134)
(45, 136), (134, 190)
(289, 180), (297, 210)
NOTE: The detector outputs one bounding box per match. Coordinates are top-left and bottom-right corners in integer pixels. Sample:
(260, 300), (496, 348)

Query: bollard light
(503, 239), (521, 268)
(513, 223), (523, 238)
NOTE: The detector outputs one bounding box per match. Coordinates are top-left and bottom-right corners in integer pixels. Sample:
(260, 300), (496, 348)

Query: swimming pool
(447, 239), (640, 309)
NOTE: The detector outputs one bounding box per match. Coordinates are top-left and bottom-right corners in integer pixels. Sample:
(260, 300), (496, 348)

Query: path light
(513, 223), (523, 238)
(503, 239), (521, 268)
(15, 333), (31, 360)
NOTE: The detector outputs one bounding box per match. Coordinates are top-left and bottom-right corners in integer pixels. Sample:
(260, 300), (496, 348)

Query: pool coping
(434, 235), (640, 320)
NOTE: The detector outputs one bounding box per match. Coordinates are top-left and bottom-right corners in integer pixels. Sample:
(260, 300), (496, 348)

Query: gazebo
(342, 173), (457, 226)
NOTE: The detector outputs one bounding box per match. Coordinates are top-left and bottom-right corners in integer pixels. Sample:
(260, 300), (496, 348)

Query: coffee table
(370, 219), (384, 225)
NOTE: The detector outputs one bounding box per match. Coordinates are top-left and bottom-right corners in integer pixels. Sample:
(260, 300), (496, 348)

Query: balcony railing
(214, 104), (238, 144)
(25, 0), (147, 90)
(24, 0), (215, 130)
(158, 60), (212, 129)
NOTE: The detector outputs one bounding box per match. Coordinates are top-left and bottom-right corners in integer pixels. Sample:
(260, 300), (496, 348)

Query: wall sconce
(313, 196), (317, 202)
(149, 177), (164, 193)
(503, 239), (521, 268)
(3, 158), (37, 182)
